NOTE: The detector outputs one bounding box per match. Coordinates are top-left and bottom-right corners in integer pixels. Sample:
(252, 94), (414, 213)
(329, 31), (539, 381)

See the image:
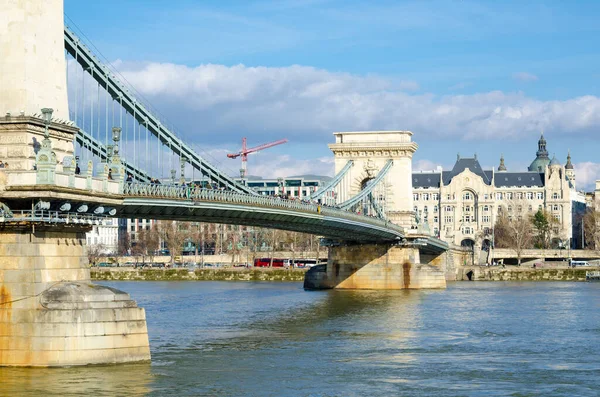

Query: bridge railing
(122, 183), (404, 234)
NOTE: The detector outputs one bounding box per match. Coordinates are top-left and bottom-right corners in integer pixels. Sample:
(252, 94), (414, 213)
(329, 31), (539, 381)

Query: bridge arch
(329, 131), (418, 228)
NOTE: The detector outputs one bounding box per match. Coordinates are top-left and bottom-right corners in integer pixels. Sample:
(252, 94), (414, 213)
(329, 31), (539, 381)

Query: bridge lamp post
(171, 169), (176, 185)
(180, 156), (187, 185)
(112, 127), (121, 157)
(41, 108), (53, 139)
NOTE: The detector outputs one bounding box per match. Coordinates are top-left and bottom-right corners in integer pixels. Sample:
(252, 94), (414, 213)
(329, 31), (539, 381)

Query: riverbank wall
(91, 267), (308, 282)
(456, 266), (598, 282)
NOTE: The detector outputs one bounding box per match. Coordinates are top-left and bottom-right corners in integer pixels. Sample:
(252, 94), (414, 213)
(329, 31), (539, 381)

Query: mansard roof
(494, 172), (544, 187)
(412, 172), (441, 188)
(443, 157), (491, 185)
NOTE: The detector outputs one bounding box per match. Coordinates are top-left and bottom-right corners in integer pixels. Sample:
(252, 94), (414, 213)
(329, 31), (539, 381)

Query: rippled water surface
(2, 281), (599, 396)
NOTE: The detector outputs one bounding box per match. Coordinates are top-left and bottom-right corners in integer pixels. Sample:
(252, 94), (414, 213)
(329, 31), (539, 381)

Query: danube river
(2, 281), (599, 396)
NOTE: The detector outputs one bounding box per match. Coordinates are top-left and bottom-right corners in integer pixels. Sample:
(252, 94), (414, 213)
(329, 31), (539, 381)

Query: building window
(484, 194), (489, 200)
(552, 193), (559, 199)
(464, 206), (471, 213)
(463, 192), (472, 200)
(433, 205), (438, 213)
(483, 205), (489, 212)
(537, 192), (544, 200)
(434, 228), (439, 236)
(444, 216), (453, 223)
(553, 205), (559, 211)
(423, 193), (429, 201)
(526, 192), (533, 200)
(414, 206), (418, 213)
(446, 194), (451, 200)
(516, 192), (523, 200)
(483, 215), (491, 223)
(554, 215), (560, 222)
(539, 205), (543, 211)
(528, 205), (533, 212)
(496, 193), (503, 200)
(432, 193), (439, 201)
(434, 216), (438, 223)
(463, 227), (472, 235)
(424, 206), (428, 213)
(413, 193), (419, 201)
(445, 206), (453, 212)
(506, 192), (513, 200)
(517, 205), (523, 212)
(508, 206), (513, 212)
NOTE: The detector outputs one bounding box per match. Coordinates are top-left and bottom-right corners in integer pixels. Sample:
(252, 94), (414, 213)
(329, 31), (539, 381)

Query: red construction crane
(227, 137), (288, 179)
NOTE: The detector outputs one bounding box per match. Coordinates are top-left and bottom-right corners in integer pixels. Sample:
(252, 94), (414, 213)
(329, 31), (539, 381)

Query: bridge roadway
(119, 183), (405, 243)
(1, 171), (408, 243)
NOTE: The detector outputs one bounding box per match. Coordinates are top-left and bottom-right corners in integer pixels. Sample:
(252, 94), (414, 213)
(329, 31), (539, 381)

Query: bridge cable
(337, 160), (393, 211)
(309, 160), (353, 201)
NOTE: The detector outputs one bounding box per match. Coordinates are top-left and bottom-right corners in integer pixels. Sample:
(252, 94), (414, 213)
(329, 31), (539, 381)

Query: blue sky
(64, 0), (600, 187)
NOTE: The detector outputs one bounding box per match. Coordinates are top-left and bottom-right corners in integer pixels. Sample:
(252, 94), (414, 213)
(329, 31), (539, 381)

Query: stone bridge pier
(304, 240), (448, 290)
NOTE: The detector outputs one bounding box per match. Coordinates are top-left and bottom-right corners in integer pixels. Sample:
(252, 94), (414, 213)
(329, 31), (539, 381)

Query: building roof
(549, 155), (561, 167)
(494, 172), (544, 187)
(565, 152), (574, 170)
(443, 157), (491, 185)
(528, 132), (550, 172)
(412, 172), (441, 188)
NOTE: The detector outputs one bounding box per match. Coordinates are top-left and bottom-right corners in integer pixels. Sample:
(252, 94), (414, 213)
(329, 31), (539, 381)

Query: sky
(63, 0), (600, 189)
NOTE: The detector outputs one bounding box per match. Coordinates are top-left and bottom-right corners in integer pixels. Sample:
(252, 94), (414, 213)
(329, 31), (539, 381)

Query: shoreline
(91, 267), (308, 282)
(91, 266), (600, 283)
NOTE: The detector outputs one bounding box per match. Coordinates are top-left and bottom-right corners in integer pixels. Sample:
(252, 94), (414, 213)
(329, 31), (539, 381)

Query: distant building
(237, 175), (329, 198)
(86, 218), (119, 253)
(412, 134), (584, 251)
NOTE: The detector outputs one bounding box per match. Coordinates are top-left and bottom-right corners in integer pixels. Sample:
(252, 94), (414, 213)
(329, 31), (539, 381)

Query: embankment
(91, 267), (307, 282)
(457, 266), (598, 282)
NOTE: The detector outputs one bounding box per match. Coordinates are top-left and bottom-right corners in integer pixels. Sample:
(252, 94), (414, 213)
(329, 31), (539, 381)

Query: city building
(85, 218), (119, 253)
(412, 134), (585, 251)
(237, 175), (329, 198)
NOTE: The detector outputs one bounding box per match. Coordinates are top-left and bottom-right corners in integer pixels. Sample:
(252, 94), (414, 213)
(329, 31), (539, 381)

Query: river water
(1, 281), (599, 397)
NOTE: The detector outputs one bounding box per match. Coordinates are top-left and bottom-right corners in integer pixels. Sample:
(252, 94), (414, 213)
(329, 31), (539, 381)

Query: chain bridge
(0, 0), (450, 367)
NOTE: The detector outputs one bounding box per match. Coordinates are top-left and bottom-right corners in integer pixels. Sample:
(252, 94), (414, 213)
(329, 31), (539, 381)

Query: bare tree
(494, 211), (534, 265)
(87, 243), (106, 267)
(118, 232), (131, 257)
(136, 226), (160, 265)
(158, 221), (190, 266)
(583, 209), (600, 250)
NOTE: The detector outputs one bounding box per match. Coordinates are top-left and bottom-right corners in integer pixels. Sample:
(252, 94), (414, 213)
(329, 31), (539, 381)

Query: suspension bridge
(0, 0), (450, 367)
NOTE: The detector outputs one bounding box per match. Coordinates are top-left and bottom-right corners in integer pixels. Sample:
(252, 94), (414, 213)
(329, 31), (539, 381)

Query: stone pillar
(328, 131), (418, 228)
(0, 225), (150, 366)
(0, 0), (70, 120)
(0, 117), (77, 172)
(304, 243), (446, 290)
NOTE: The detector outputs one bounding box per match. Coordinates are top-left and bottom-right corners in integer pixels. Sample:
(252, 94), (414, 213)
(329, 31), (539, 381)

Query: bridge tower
(0, 0), (150, 366)
(329, 131), (417, 228)
(0, 0), (70, 120)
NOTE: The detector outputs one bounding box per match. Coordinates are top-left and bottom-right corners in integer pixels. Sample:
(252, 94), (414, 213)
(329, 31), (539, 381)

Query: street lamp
(171, 169), (176, 185)
(41, 108), (53, 139)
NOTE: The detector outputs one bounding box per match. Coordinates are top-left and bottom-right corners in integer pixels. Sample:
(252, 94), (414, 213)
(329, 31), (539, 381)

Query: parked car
(96, 262), (112, 267)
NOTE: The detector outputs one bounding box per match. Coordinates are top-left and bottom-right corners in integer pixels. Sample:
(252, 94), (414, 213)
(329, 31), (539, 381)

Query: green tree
(531, 209), (551, 249)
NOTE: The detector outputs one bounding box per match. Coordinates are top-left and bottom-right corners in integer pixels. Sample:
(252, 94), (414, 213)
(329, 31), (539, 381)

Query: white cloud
(111, 62), (600, 146)
(413, 159), (443, 172)
(574, 162), (600, 191)
(513, 72), (539, 82)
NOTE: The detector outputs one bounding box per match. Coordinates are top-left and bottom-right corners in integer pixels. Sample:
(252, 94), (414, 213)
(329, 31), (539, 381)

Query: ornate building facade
(412, 134), (584, 252)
